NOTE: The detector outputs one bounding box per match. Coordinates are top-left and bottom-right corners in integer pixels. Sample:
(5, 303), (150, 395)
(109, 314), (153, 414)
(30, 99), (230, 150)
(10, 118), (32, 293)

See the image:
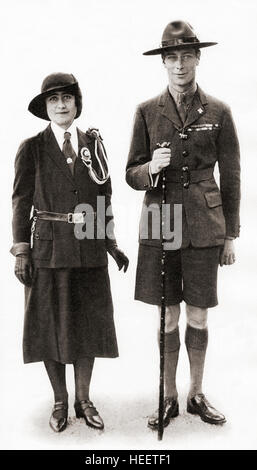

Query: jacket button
(182, 151), (188, 157)
(35, 233), (39, 240)
(73, 189), (78, 195)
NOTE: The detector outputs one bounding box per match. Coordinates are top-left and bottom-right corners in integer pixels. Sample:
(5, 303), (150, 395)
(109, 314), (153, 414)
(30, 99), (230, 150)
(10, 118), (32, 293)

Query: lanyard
(80, 128), (109, 185)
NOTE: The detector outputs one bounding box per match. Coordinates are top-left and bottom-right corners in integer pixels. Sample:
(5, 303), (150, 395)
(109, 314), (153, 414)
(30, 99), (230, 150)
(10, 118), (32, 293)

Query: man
(11, 73), (128, 433)
(126, 21), (240, 429)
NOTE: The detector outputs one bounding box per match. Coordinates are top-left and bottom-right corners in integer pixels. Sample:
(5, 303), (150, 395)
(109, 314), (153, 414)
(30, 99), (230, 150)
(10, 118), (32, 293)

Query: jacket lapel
(184, 85), (208, 127)
(43, 125), (76, 185)
(158, 88), (183, 130)
(158, 85), (209, 130)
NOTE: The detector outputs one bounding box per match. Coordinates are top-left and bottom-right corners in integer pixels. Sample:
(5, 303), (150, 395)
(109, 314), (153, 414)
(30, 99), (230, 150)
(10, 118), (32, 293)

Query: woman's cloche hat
(28, 72), (82, 121)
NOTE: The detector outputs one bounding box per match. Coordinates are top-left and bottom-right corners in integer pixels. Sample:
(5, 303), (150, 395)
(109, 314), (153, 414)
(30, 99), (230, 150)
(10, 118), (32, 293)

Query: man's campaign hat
(143, 21), (217, 55)
(28, 72), (82, 120)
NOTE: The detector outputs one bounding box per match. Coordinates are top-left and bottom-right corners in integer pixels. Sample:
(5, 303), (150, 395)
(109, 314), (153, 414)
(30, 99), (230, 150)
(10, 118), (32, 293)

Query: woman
(11, 72), (129, 433)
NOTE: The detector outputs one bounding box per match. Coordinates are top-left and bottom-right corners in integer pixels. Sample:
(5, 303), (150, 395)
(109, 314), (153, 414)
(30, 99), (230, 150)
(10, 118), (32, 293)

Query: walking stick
(157, 142), (170, 441)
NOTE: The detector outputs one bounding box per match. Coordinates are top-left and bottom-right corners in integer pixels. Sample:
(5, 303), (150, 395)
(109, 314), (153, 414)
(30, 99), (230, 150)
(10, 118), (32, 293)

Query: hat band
(161, 36), (200, 47)
(42, 82), (78, 94)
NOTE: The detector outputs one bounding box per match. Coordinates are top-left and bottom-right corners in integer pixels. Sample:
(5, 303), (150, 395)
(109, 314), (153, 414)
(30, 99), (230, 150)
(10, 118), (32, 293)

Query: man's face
(163, 48), (200, 88)
(46, 91), (77, 128)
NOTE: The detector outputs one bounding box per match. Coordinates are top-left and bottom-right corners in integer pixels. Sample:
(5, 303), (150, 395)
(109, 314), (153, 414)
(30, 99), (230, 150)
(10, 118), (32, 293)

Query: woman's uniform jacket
(12, 125), (116, 267)
(126, 86), (240, 249)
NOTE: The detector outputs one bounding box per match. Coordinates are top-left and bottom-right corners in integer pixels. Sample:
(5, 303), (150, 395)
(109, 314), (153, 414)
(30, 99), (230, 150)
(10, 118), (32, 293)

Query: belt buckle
(68, 212), (84, 224)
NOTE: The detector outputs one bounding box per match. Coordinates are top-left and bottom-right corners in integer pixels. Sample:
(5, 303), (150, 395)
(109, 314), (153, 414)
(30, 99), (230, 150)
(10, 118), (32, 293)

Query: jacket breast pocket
(32, 220), (53, 260)
(204, 190), (222, 208)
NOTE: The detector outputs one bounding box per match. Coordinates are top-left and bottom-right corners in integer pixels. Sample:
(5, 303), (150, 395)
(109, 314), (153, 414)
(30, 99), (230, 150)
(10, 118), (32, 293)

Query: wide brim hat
(28, 72), (82, 121)
(143, 21), (217, 55)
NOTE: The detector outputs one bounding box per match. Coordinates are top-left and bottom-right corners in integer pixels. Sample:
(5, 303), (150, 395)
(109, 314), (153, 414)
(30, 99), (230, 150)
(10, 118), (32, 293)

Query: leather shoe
(148, 397), (179, 430)
(49, 401), (68, 432)
(74, 400), (104, 430)
(187, 393), (226, 424)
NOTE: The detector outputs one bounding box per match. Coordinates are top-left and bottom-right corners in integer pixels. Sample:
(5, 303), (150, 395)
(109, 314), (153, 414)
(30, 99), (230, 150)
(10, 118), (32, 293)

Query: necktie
(177, 93), (187, 125)
(62, 131), (77, 175)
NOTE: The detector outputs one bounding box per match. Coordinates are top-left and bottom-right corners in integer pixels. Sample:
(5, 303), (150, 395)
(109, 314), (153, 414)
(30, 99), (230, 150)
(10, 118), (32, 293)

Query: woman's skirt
(23, 267), (118, 364)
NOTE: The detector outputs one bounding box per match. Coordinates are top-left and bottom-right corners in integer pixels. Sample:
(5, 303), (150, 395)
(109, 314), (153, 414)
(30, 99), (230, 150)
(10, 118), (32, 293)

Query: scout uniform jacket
(126, 86), (241, 248)
(12, 125), (116, 268)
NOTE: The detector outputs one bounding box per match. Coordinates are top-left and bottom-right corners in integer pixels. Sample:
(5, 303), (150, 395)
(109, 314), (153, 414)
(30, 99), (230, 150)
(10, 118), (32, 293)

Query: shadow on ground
(29, 393), (230, 449)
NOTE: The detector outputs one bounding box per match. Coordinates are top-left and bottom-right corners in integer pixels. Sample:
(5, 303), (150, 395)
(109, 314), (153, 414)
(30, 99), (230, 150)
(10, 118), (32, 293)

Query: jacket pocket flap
(204, 190), (222, 208)
(34, 220), (53, 240)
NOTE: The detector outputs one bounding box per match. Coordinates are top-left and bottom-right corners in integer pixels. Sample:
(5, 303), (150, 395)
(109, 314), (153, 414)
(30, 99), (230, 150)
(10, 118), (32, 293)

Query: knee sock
(44, 360), (68, 404)
(185, 324), (208, 398)
(160, 327), (180, 399)
(73, 357), (95, 402)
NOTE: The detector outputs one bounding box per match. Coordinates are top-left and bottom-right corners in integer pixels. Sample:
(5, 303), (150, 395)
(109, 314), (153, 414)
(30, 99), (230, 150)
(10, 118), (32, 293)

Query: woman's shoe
(74, 400), (104, 430)
(49, 401), (68, 432)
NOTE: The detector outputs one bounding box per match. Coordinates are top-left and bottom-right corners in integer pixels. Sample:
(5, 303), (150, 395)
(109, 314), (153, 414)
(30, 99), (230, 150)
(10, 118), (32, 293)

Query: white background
(0, 0), (257, 450)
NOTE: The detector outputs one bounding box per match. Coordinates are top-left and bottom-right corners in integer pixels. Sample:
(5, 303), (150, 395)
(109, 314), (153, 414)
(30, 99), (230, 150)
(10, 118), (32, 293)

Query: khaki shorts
(135, 244), (221, 308)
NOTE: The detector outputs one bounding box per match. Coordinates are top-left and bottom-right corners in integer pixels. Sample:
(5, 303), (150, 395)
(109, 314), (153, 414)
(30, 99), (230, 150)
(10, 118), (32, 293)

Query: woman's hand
(220, 239), (236, 266)
(15, 254), (34, 286)
(107, 246), (129, 272)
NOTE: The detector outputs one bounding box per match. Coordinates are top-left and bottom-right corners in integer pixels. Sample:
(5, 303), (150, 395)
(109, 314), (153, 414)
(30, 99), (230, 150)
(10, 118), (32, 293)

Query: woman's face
(46, 91), (77, 129)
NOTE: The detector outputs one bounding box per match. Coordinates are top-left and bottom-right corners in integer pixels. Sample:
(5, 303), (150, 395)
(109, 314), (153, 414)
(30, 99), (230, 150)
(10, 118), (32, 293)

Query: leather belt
(166, 167), (214, 188)
(35, 210), (85, 224)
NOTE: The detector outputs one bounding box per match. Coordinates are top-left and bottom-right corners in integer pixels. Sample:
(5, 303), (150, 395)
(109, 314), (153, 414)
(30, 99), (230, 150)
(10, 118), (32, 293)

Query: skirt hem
(23, 353), (119, 364)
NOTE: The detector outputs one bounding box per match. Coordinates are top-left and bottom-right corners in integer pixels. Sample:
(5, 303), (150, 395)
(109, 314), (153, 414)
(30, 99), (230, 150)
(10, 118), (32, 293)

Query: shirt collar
(50, 120), (78, 154)
(168, 82), (197, 106)
(51, 120), (77, 141)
